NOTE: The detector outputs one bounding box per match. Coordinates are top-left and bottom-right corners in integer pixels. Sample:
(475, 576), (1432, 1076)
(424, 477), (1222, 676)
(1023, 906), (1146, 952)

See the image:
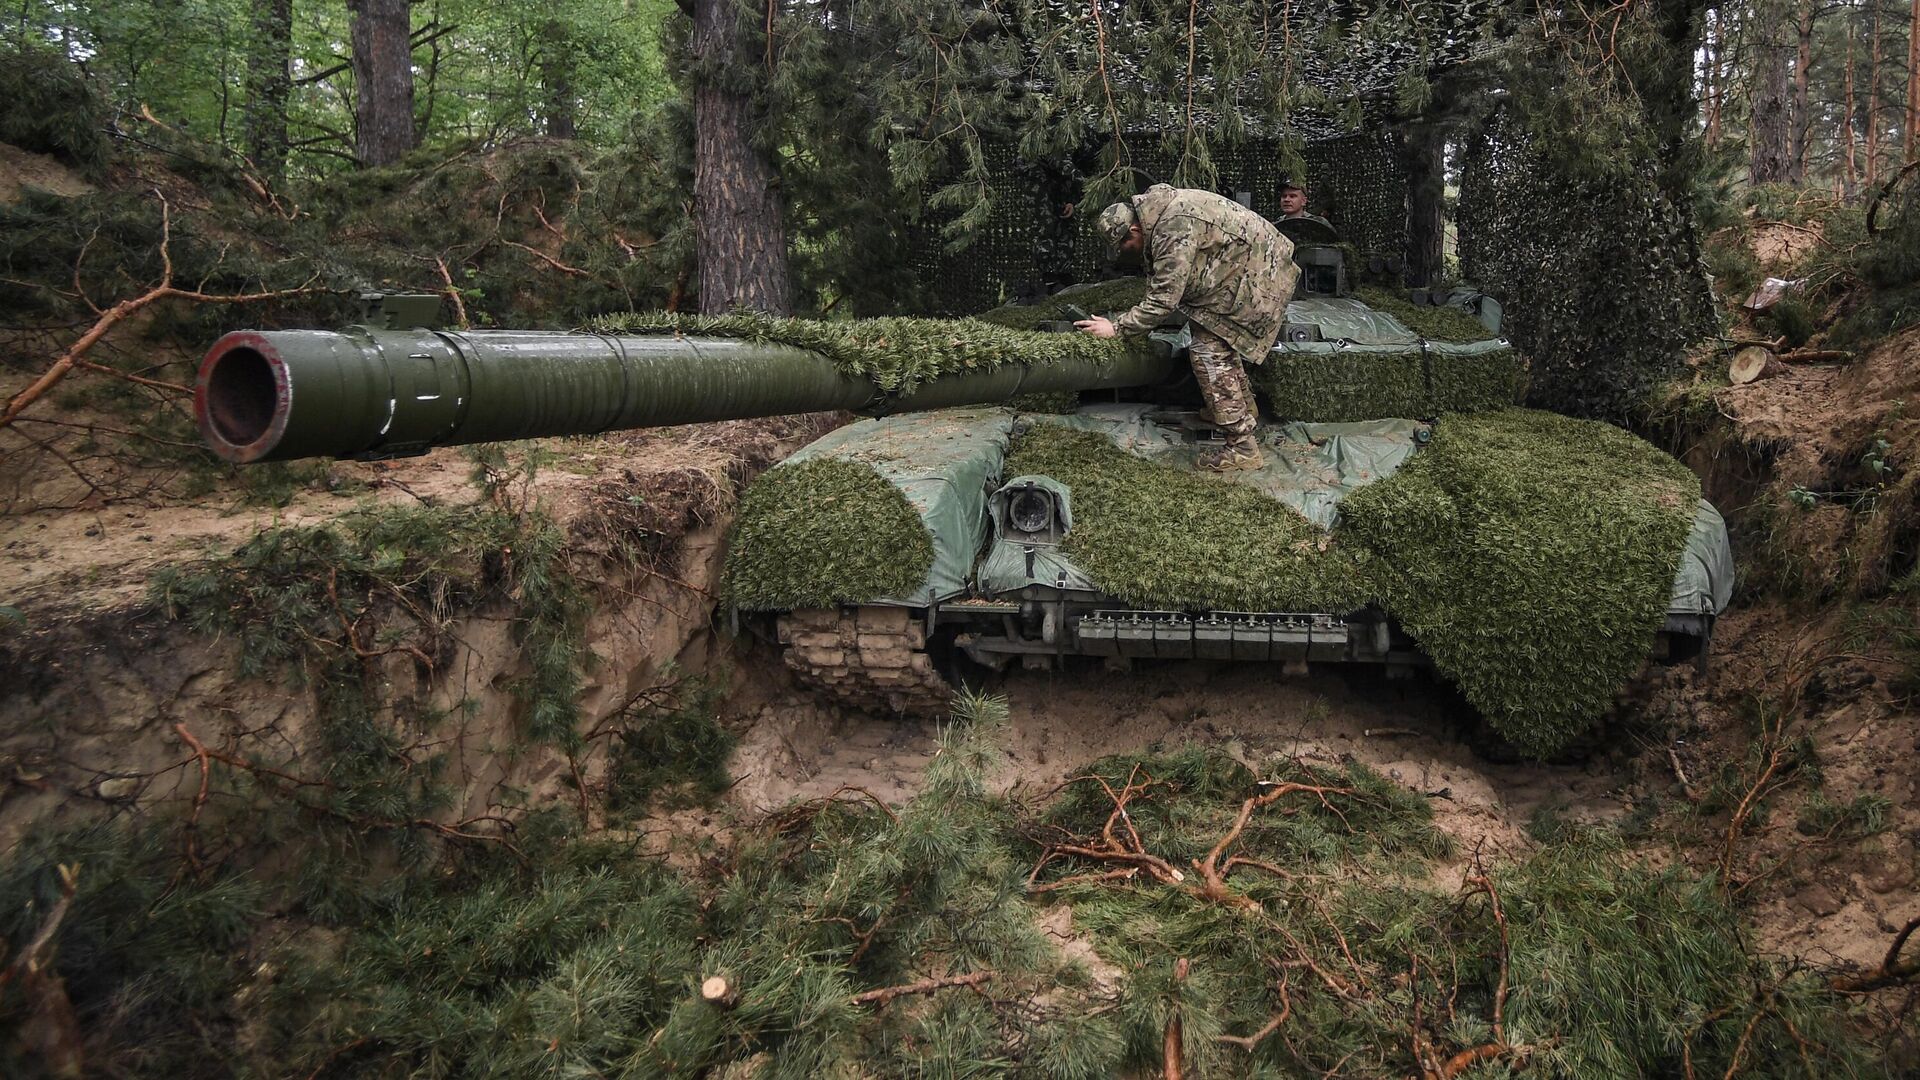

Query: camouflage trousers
(1188, 325), (1261, 450)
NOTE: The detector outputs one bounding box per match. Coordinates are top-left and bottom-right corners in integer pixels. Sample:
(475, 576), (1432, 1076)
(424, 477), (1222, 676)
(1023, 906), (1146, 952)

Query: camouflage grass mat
(1003, 424), (1378, 612)
(1255, 347), (1430, 421)
(3, 707), (1882, 1077)
(592, 311), (1134, 393)
(735, 408), (1693, 756)
(721, 457), (936, 609)
(1254, 343), (1526, 422)
(973, 277), (1152, 331)
(1340, 410), (1700, 755)
(1350, 284), (1496, 342)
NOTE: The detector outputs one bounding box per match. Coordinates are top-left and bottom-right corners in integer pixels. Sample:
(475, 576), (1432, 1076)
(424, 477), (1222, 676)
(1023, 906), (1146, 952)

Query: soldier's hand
(1075, 317), (1117, 339)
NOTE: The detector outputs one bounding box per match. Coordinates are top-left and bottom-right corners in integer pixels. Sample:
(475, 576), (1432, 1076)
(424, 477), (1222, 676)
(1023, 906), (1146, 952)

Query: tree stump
(701, 975), (738, 1008)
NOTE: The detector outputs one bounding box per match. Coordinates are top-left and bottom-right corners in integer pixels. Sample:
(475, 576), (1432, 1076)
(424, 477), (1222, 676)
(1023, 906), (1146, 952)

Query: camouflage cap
(1096, 201), (1137, 248)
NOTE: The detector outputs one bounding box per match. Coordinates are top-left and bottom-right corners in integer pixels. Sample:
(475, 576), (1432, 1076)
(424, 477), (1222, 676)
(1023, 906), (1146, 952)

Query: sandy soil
(0, 141), (92, 205)
(720, 656), (1629, 882)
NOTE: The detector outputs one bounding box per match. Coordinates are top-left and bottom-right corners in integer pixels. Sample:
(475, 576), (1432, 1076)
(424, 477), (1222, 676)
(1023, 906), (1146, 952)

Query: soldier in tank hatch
(1076, 184), (1298, 472)
(1278, 176), (1334, 228)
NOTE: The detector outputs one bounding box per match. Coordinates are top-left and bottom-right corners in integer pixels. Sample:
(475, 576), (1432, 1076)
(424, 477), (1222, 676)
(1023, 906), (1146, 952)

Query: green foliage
(268, 858), (703, 1078)
(1032, 750), (1870, 1078)
(1767, 296), (1817, 348)
(0, 702), (1893, 1078)
(1795, 792), (1893, 839)
(1341, 409), (1700, 756)
(147, 503), (590, 912)
(594, 310), (1143, 394)
(722, 457), (936, 609)
(0, 823), (261, 1077)
(0, 44), (109, 174)
(607, 679), (735, 812)
(1004, 423), (1378, 612)
(1832, 174), (1920, 348)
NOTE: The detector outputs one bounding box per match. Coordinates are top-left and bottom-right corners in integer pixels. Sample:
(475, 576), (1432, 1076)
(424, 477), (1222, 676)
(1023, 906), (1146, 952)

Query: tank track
(776, 608), (954, 717)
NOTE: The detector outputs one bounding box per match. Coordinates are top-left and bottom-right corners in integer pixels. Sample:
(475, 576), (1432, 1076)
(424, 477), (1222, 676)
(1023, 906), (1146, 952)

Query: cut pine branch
(0, 190), (329, 431)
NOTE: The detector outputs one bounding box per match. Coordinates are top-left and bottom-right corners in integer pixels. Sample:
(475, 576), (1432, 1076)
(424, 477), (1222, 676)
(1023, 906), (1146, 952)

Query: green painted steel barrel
(195, 325), (1177, 463)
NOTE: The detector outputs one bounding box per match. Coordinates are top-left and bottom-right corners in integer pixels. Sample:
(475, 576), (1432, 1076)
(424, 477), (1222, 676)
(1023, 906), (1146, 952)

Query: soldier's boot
(1198, 435), (1264, 472)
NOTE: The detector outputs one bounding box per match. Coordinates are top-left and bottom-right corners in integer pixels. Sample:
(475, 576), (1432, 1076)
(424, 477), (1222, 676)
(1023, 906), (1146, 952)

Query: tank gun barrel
(196, 324), (1178, 463)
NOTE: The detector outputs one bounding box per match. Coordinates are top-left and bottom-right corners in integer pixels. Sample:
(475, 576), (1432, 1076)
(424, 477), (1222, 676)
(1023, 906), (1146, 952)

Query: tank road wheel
(776, 608), (956, 717)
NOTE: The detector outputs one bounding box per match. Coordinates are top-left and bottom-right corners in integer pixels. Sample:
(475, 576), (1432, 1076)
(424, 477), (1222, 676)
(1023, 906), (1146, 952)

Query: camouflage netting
(910, 134), (1408, 315)
(590, 311), (1142, 393)
(1458, 108), (1715, 420)
(729, 407), (1698, 755)
(721, 457), (936, 609)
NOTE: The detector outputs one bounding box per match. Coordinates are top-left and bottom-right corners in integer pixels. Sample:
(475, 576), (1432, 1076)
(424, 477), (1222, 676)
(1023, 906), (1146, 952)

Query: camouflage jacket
(1112, 185), (1298, 363)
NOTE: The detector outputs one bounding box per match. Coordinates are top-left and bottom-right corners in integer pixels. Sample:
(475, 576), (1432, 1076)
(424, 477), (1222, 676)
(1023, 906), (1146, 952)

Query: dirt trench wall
(0, 521), (732, 849)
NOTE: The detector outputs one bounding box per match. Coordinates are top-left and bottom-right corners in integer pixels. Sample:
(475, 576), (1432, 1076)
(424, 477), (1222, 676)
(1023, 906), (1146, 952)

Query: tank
(194, 223), (1735, 754)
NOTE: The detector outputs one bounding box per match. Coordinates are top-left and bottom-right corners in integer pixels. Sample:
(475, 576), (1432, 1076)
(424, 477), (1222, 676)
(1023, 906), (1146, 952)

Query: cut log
(1779, 349), (1852, 364)
(1730, 346), (1789, 384)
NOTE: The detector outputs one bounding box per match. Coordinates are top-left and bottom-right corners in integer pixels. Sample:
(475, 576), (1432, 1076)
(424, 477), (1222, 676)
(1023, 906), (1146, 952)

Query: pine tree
(242, 0), (292, 179)
(348, 0), (417, 166)
(686, 0), (791, 314)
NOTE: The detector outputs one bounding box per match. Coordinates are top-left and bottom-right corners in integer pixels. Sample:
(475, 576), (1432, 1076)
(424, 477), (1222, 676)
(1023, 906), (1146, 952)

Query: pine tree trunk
(242, 0), (292, 179)
(539, 18), (578, 139)
(1402, 126), (1446, 287)
(1750, 0), (1793, 183)
(691, 0), (791, 314)
(1908, 0), (1920, 159)
(1791, 0), (1814, 181)
(349, 0), (416, 167)
(1705, 9), (1723, 146)
(1868, 2), (1882, 185)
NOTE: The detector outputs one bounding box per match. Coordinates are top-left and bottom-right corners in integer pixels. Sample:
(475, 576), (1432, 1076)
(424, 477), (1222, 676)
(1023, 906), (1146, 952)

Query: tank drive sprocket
(776, 608), (954, 717)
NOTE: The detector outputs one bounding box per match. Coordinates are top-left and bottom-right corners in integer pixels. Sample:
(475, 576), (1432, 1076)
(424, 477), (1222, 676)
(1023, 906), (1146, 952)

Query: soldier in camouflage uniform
(1076, 184), (1298, 471)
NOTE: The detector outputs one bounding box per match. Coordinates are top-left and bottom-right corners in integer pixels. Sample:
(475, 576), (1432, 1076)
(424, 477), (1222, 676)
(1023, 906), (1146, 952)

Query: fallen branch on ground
(1193, 779), (1353, 905)
(1831, 914), (1920, 992)
(851, 970), (993, 1006)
